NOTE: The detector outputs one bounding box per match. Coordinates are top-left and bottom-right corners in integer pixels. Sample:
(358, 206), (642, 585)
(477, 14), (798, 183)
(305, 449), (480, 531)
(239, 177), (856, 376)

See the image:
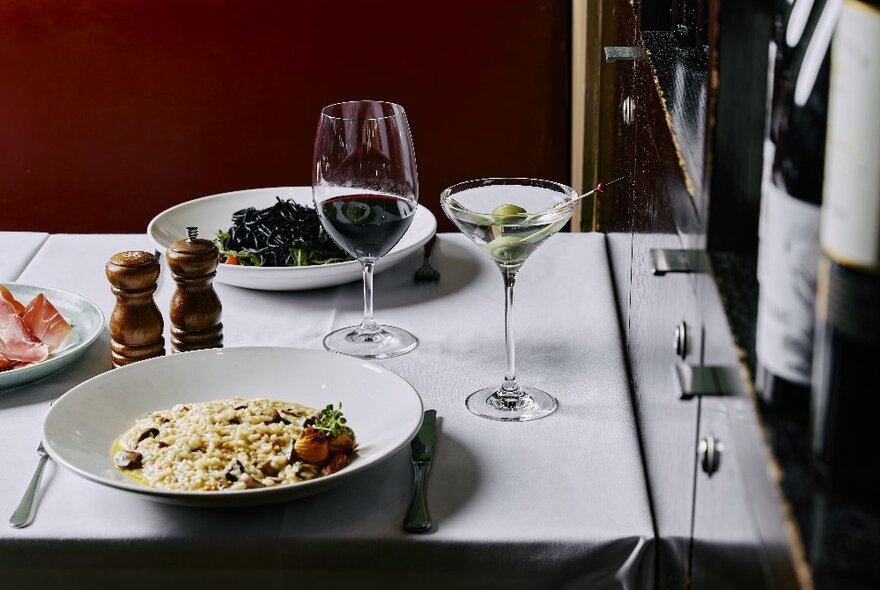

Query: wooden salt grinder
(105, 251), (166, 367)
(166, 227), (223, 352)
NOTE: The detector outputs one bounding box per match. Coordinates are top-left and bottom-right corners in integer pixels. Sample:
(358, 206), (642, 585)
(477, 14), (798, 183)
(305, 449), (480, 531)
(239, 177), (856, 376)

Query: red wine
(319, 194), (415, 260)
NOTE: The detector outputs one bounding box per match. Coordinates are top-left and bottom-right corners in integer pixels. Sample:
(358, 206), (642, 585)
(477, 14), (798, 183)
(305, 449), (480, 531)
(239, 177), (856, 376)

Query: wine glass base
(465, 386), (558, 421)
(323, 325), (418, 359)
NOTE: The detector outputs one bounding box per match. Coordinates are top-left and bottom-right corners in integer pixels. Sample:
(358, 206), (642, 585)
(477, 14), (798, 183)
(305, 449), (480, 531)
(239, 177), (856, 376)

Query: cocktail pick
(516, 176), (626, 245)
(549, 176), (625, 212)
(592, 176), (625, 193)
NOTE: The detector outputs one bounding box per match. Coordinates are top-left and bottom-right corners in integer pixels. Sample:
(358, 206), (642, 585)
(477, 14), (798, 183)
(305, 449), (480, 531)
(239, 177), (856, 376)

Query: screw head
(673, 321), (688, 359)
(699, 435), (723, 476)
(622, 97), (635, 125)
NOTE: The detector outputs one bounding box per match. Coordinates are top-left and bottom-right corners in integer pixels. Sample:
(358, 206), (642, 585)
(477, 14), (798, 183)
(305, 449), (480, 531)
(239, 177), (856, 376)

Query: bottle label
(821, 0), (880, 272)
(756, 182), (821, 384)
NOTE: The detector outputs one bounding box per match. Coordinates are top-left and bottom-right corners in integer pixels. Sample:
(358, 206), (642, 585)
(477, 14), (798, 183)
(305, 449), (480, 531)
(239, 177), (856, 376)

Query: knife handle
(403, 462), (432, 533)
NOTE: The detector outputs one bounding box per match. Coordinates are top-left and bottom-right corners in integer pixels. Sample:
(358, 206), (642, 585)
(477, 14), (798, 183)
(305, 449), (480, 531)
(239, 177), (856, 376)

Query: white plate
(147, 186), (437, 291)
(43, 347), (424, 507)
(0, 283), (104, 392)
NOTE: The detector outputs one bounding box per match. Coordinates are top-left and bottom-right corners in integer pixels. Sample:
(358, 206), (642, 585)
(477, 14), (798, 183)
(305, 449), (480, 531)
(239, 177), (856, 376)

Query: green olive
(483, 236), (535, 264)
(491, 203), (527, 225)
(343, 201), (371, 223)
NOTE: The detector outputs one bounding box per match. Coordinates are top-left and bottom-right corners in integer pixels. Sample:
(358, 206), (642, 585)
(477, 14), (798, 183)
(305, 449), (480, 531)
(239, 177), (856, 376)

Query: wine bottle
(755, 0), (831, 425)
(754, 9), (785, 407)
(812, 0), (880, 501)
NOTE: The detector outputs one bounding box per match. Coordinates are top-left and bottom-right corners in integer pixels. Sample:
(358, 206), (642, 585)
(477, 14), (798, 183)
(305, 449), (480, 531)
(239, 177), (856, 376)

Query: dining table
(0, 230), (654, 589)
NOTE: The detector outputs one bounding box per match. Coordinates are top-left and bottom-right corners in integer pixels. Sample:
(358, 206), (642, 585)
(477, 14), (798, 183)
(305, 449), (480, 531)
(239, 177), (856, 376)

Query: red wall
(0, 1), (571, 233)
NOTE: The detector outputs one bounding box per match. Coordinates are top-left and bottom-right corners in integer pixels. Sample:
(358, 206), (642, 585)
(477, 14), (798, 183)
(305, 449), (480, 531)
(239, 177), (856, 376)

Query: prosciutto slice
(0, 298), (49, 365)
(0, 285), (26, 315)
(22, 294), (79, 353)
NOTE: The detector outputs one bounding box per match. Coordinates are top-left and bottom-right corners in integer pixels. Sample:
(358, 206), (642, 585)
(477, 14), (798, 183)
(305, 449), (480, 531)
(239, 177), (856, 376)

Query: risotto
(113, 397), (356, 492)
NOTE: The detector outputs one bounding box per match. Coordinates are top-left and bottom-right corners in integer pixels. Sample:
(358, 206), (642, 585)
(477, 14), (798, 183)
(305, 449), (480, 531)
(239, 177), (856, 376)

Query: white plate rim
(42, 346), (424, 506)
(146, 186), (437, 290)
(0, 283), (105, 391)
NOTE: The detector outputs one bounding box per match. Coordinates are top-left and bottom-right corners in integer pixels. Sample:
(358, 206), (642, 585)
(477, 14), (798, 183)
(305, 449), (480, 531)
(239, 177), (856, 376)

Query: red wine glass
(312, 100), (419, 358)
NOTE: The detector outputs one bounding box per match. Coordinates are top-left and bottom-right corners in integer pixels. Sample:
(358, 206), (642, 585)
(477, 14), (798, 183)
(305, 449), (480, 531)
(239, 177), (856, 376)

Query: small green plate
(1, 283), (104, 392)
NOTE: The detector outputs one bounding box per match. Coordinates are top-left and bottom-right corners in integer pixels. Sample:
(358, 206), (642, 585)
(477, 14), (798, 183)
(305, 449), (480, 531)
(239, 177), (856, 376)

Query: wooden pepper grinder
(166, 226), (223, 352)
(105, 251), (166, 367)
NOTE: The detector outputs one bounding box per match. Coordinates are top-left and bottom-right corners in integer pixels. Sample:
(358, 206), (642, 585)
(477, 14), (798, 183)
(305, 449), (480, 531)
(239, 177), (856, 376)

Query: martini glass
(312, 100), (419, 359)
(440, 178), (578, 421)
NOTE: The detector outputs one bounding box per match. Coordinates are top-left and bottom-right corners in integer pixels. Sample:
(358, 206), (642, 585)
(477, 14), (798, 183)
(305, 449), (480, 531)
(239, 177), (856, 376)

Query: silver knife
(403, 409), (437, 533)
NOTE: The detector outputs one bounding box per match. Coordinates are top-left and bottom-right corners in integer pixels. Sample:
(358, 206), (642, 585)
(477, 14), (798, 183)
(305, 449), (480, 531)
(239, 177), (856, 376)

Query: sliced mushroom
(263, 408), (285, 424)
(257, 459), (281, 477)
(283, 439), (297, 463)
(279, 408), (304, 421)
(295, 463), (319, 480)
(239, 473), (265, 489)
(224, 459), (246, 482)
(114, 450), (142, 469)
(135, 427), (160, 444)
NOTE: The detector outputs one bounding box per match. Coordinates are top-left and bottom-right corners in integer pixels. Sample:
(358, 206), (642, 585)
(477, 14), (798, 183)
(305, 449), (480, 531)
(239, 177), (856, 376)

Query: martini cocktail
(440, 178), (578, 421)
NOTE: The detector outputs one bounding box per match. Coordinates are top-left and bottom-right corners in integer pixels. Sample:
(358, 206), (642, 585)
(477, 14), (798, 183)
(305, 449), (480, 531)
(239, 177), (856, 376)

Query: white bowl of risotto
(43, 347), (424, 507)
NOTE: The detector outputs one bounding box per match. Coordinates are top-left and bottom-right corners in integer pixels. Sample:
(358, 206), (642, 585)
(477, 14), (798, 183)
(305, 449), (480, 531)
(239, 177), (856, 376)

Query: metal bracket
(651, 248), (712, 276)
(674, 363), (737, 400)
(604, 46), (646, 62)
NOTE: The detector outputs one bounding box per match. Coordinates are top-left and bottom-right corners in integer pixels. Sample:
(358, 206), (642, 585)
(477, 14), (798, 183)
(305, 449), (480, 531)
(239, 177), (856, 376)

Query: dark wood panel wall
(601, 3), (703, 585)
(0, 0), (571, 233)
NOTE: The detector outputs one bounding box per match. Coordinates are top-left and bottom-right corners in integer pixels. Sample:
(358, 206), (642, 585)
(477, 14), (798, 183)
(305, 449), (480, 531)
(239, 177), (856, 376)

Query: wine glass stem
(358, 260), (380, 334)
(501, 271), (521, 397)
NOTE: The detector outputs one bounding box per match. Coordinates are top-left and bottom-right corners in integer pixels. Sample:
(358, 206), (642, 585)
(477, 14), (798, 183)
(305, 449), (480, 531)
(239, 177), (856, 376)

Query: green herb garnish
(311, 403), (348, 438)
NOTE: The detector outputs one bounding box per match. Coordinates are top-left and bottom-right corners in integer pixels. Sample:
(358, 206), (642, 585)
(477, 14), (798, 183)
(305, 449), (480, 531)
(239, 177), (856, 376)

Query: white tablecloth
(0, 233), (653, 589)
(0, 232), (48, 281)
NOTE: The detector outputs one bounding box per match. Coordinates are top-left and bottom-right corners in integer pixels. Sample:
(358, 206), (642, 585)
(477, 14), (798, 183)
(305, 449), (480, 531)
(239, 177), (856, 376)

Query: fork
(413, 235), (440, 283)
(9, 442), (51, 528)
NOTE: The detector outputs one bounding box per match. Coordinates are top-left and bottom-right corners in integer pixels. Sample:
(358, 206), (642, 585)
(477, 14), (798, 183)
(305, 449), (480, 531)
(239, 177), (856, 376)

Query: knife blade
(403, 409), (437, 533)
